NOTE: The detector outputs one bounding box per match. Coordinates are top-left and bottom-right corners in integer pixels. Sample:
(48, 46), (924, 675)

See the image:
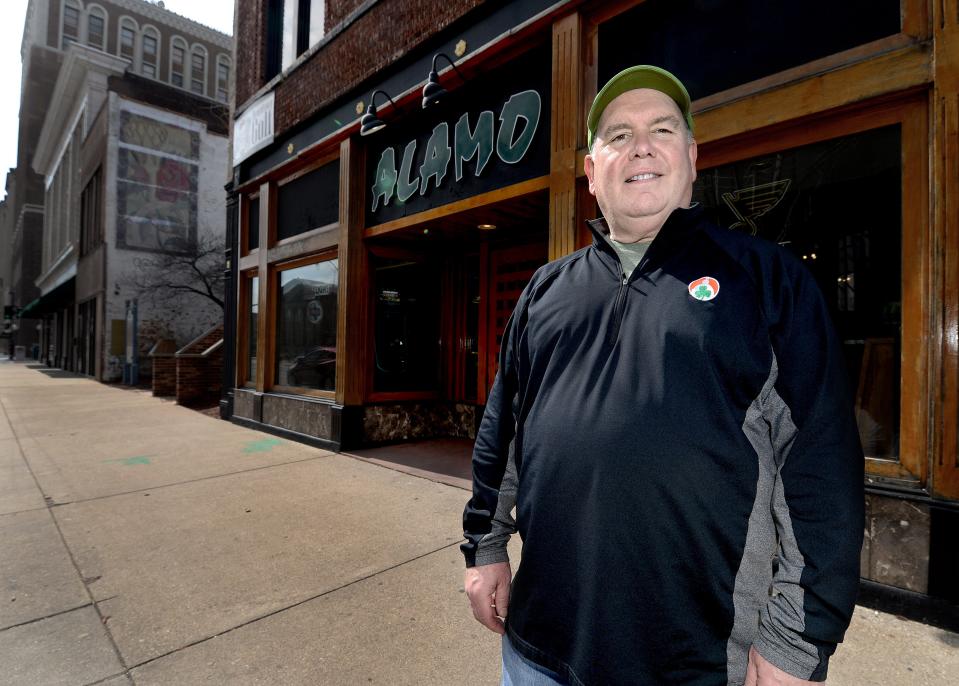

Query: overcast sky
(0, 0), (235, 200)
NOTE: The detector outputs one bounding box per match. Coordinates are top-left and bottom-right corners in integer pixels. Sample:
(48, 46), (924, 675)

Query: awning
(18, 277), (76, 318)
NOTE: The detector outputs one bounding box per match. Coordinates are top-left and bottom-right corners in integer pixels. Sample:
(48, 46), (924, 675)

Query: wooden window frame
(239, 190), (260, 258)
(273, 151), (340, 245)
(579, 0), (930, 158)
(695, 91), (930, 490)
(268, 249), (339, 400)
(238, 152), (343, 398)
(236, 269), (259, 388)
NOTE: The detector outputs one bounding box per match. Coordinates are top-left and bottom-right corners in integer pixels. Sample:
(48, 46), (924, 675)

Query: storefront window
(374, 260), (439, 392)
(275, 259), (338, 391)
(277, 161), (339, 240)
(248, 275), (258, 384)
(247, 196), (260, 251)
(600, 0), (900, 101)
(693, 125), (901, 460)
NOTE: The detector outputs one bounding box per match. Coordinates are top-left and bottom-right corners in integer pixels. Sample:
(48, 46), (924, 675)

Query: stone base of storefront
(231, 388), (481, 451)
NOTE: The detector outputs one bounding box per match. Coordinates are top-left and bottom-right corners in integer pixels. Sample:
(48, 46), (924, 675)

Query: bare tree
(130, 233), (225, 311)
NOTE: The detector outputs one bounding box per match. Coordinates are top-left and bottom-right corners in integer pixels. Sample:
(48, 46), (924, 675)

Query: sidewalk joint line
(13, 452), (336, 509)
(0, 602), (94, 632)
(0, 505), (57, 518)
(127, 540), (463, 671)
(83, 671), (134, 686)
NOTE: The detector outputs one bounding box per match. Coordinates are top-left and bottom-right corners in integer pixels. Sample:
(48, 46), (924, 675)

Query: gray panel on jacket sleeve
(726, 355), (781, 685)
(756, 357), (823, 679)
(474, 442), (518, 566)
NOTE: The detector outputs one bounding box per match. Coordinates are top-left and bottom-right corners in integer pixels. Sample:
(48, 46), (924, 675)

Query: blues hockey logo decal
(688, 277), (720, 301)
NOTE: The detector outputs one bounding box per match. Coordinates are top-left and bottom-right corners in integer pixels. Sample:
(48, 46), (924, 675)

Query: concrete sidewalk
(0, 361), (955, 685)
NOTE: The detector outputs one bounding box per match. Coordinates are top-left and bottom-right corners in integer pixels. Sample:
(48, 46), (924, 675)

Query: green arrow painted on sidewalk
(243, 438), (283, 453)
(103, 455), (153, 466)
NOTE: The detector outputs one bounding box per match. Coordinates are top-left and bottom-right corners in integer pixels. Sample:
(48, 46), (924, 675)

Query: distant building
(12, 0), (232, 379)
(0, 171), (14, 355)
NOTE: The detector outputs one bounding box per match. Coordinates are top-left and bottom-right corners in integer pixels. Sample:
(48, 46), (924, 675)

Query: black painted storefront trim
(230, 414), (340, 452)
(857, 579), (959, 634)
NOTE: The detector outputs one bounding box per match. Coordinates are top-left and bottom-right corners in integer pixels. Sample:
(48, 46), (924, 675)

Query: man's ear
(584, 153), (597, 196)
(688, 139), (698, 183)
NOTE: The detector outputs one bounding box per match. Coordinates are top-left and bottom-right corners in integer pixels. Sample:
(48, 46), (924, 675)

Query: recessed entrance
(367, 190), (548, 409)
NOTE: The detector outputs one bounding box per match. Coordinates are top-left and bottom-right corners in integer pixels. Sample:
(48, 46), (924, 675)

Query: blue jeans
(501, 634), (567, 686)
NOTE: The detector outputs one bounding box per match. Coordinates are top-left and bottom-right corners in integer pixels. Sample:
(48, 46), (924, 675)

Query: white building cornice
(111, 0), (232, 47)
(32, 44), (130, 176)
(36, 246), (78, 295)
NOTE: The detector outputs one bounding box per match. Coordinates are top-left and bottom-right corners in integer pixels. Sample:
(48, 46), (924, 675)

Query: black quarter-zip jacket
(462, 206), (864, 685)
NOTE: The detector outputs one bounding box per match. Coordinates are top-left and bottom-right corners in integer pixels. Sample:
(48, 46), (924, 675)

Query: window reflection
(275, 260), (338, 391)
(248, 275), (258, 384)
(693, 125), (902, 460)
(373, 260), (439, 392)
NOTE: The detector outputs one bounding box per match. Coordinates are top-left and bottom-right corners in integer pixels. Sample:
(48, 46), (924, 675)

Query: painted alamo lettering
(370, 90), (542, 213)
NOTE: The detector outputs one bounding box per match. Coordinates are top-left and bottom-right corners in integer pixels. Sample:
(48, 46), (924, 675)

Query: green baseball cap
(587, 65), (694, 148)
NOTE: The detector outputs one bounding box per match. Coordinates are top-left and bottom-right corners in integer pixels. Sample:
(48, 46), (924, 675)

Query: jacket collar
(586, 204), (706, 278)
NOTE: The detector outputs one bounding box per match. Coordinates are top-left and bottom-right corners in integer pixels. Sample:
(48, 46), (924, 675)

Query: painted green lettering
(371, 147), (397, 212)
(396, 139), (420, 202)
(419, 122), (452, 195)
(496, 90), (541, 164)
(454, 111), (494, 181)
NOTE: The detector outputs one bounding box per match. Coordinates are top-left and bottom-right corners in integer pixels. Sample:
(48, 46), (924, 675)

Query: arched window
(118, 17), (138, 63)
(85, 5), (107, 50)
(141, 26), (160, 78)
(61, 0), (81, 49)
(170, 37), (188, 88)
(190, 45), (207, 96)
(215, 55), (231, 103)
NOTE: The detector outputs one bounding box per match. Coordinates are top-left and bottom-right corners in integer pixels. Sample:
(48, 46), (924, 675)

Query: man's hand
(745, 646), (823, 685)
(464, 561), (511, 635)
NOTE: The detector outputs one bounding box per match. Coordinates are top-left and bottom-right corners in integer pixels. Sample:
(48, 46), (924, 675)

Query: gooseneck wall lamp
(421, 52), (467, 108)
(359, 89), (400, 136)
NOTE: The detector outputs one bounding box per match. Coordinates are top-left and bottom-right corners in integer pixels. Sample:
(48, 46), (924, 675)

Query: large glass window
(247, 195), (260, 251)
(62, 2), (80, 48)
(275, 259), (338, 391)
(600, 0), (900, 102)
(191, 49), (206, 95)
(216, 57), (231, 103)
(373, 260), (439, 392)
(276, 161), (339, 240)
(248, 275), (259, 384)
(87, 10), (105, 50)
(142, 31), (159, 78)
(171, 41), (186, 87)
(693, 125), (902, 460)
(278, 0), (326, 72)
(119, 23), (136, 61)
(80, 168), (103, 256)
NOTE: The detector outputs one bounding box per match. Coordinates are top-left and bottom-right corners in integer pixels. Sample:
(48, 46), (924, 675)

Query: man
(462, 65), (864, 685)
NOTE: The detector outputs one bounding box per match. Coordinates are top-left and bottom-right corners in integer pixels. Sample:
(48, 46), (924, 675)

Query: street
(0, 361), (956, 685)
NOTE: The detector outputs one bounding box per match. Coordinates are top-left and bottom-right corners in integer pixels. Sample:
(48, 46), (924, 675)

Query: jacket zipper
(607, 274), (630, 346)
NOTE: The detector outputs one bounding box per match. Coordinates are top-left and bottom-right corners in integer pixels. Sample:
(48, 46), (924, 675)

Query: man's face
(585, 89), (698, 238)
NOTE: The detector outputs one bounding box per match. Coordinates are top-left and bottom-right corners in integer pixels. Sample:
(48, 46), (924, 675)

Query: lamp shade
(359, 106), (386, 136)
(421, 70), (447, 108)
